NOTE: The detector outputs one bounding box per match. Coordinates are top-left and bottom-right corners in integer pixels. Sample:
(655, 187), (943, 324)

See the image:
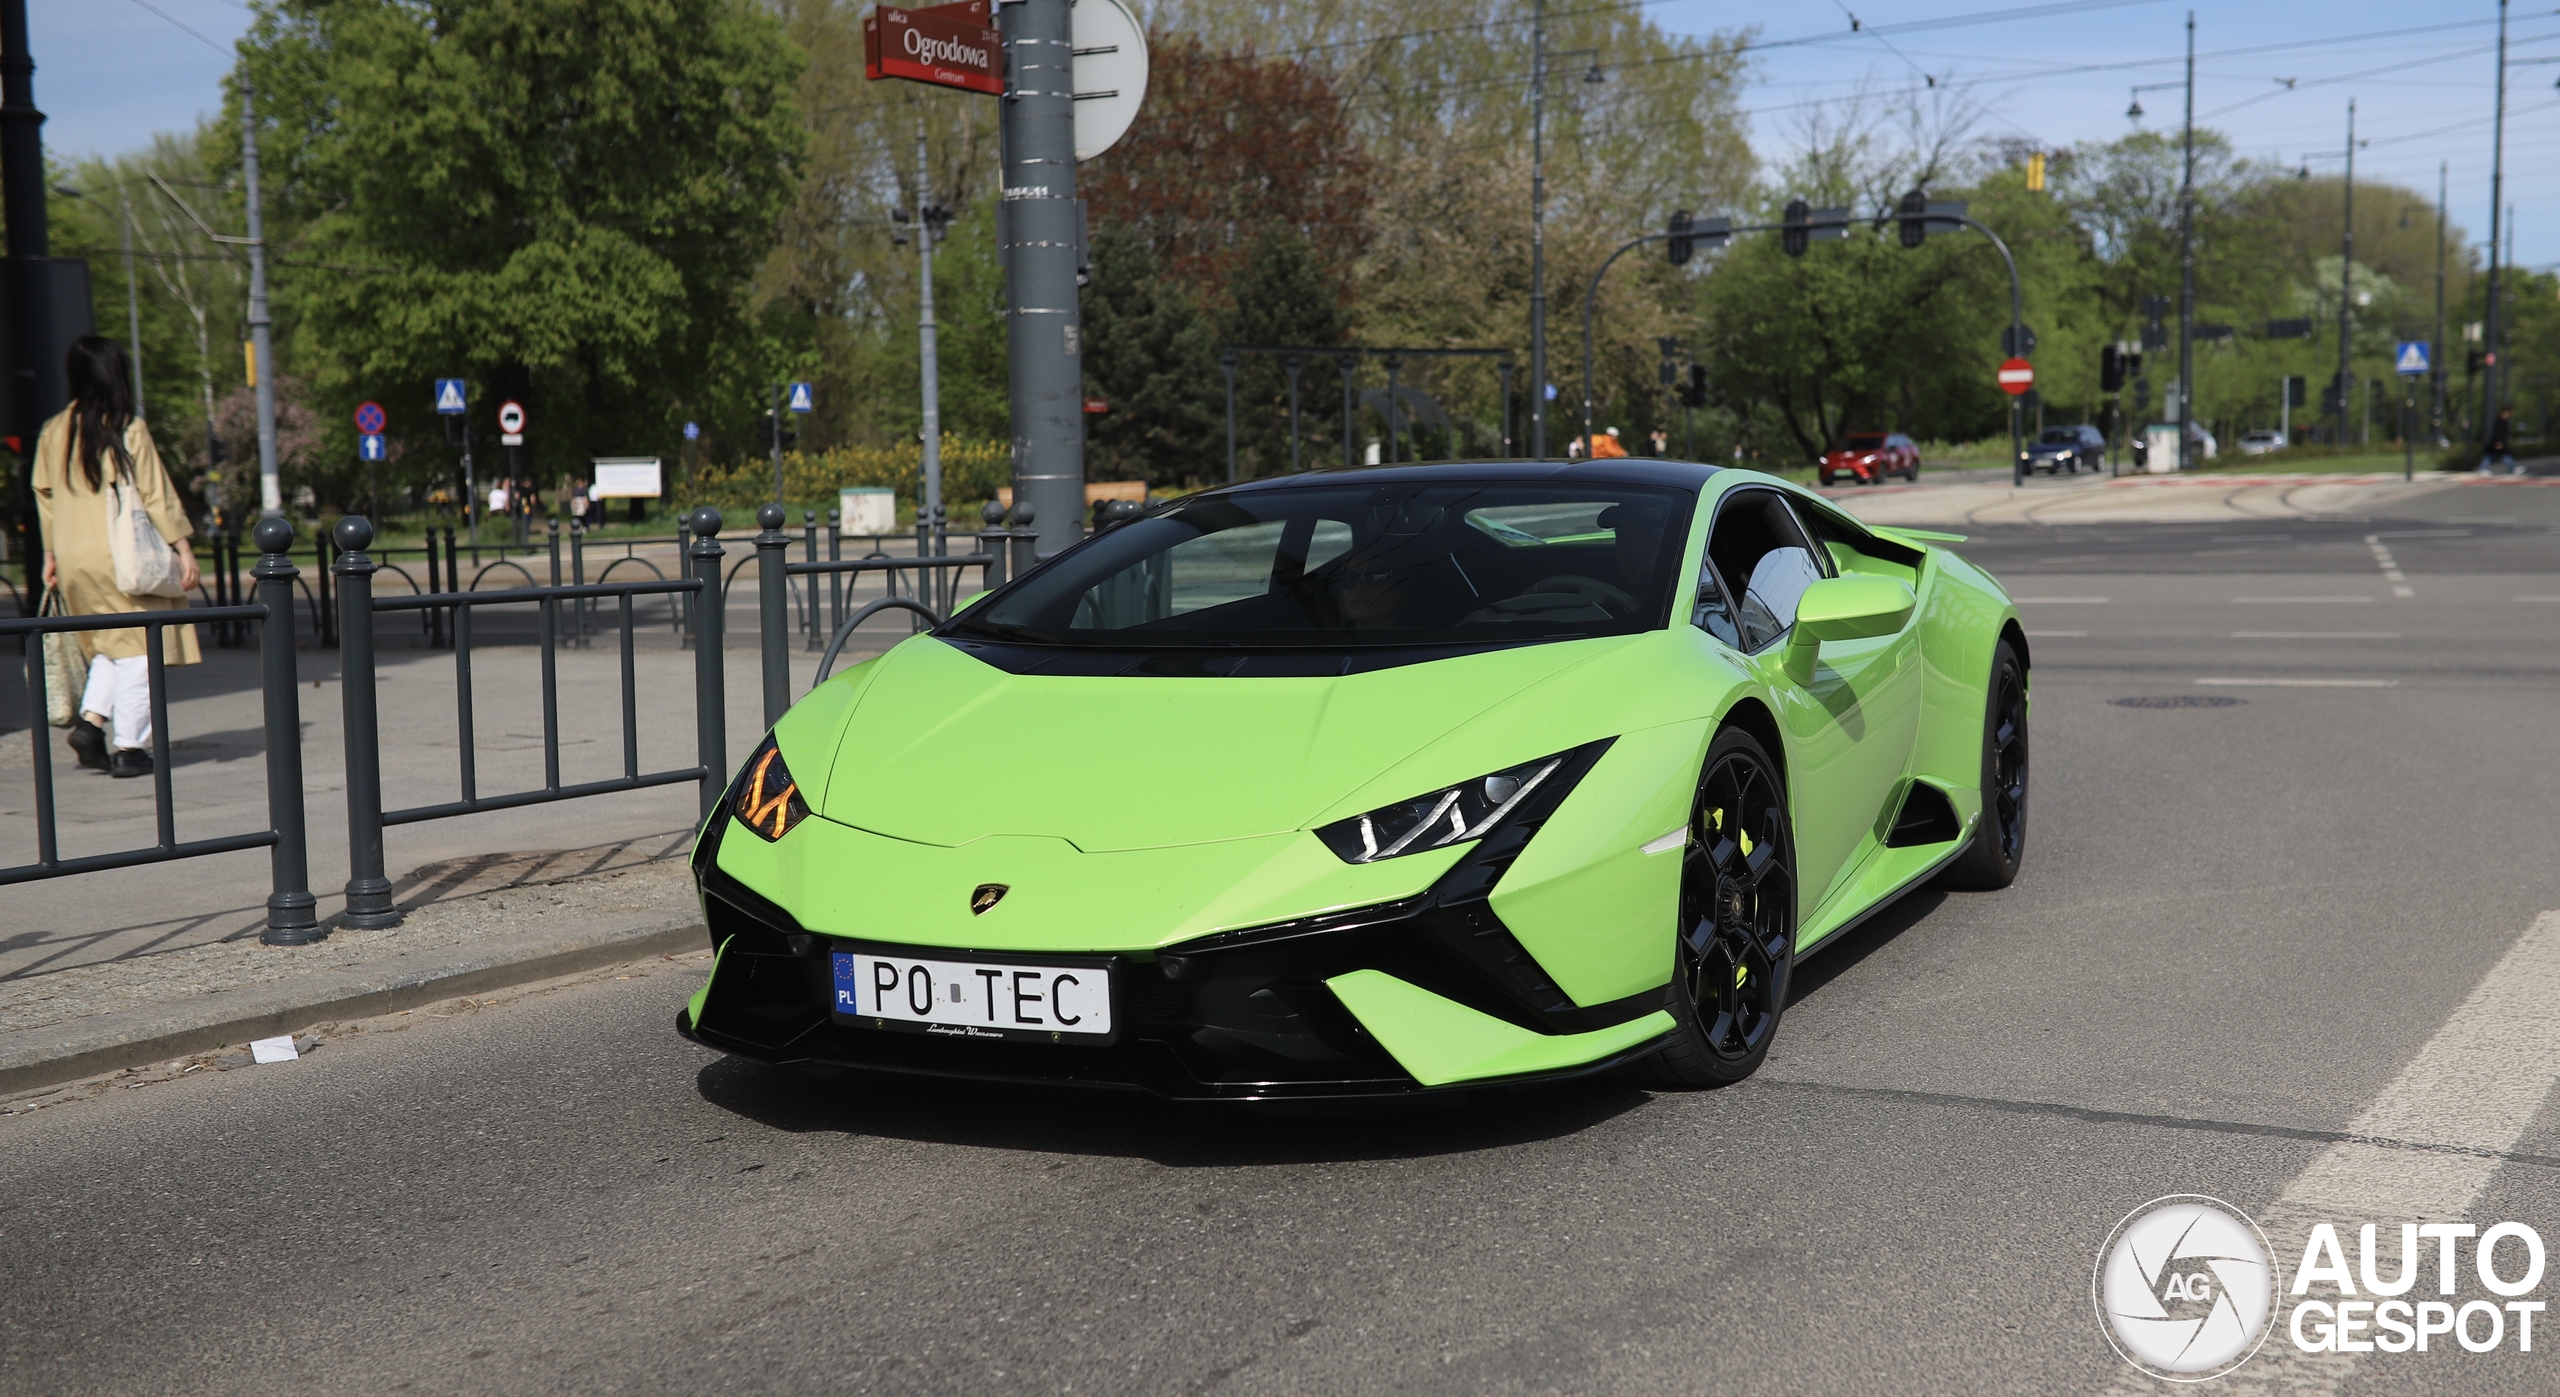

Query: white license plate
(831, 950), (1115, 1043)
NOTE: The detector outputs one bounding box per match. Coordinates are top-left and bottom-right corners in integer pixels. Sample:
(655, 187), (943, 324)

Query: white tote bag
(39, 586), (83, 728)
(106, 476), (186, 599)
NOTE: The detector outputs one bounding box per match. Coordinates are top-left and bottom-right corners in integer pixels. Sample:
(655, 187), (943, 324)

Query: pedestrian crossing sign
(787, 381), (814, 413)
(435, 378), (467, 414)
(2395, 341), (2430, 377)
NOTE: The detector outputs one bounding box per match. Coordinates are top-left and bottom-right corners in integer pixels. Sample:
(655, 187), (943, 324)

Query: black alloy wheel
(1941, 637), (2029, 889)
(1644, 727), (1795, 1087)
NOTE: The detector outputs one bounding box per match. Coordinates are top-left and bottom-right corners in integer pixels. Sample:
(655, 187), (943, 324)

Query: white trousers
(79, 653), (153, 751)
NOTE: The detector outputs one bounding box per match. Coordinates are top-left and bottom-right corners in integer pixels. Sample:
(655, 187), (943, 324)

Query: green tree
(233, 0), (804, 500)
(1082, 223), (1219, 487)
(1221, 226), (1352, 475)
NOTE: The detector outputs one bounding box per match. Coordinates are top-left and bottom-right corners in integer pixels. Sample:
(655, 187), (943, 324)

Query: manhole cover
(2107, 695), (2247, 709)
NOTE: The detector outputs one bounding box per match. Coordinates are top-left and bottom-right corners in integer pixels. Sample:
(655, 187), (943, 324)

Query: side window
(1693, 553), (1742, 648)
(1701, 490), (1828, 652)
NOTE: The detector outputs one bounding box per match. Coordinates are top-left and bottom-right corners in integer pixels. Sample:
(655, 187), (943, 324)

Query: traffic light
(2467, 348), (2485, 375)
(2284, 375), (2307, 408)
(1783, 199), (1809, 257)
(1667, 210), (1694, 266)
(2001, 325), (2038, 356)
(1898, 190), (1927, 248)
(1684, 363), (1709, 408)
(1658, 337), (1680, 387)
(2101, 344), (2124, 393)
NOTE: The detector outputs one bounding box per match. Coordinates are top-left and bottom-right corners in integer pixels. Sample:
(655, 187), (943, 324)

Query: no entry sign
(865, 3), (1002, 96)
(1997, 358), (2035, 396)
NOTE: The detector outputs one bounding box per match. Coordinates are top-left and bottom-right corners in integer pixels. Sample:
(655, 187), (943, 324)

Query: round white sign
(1071, 0), (1148, 162)
(497, 400), (527, 434)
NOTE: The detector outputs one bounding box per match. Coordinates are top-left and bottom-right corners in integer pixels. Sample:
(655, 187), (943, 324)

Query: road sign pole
(999, 0), (1085, 558)
(915, 123), (945, 553)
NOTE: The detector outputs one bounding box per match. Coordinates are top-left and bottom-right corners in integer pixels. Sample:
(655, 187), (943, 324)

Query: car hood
(812, 635), (1641, 852)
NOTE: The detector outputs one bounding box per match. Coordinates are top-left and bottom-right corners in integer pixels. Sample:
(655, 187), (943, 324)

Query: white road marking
(2015, 596), (2111, 604)
(2024, 629), (2087, 637)
(2515, 595), (2560, 603)
(2194, 678), (2398, 688)
(2205, 913), (2560, 1397)
(2229, 631), (2401, 639)
(2363, 533), (2414, 599)
(2367, 528), (2471, 539)
(2232, 596), (2374, 604)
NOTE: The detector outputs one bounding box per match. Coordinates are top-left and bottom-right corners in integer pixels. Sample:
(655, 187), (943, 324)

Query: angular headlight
(1314, 752), (1569, 864)
(732, 735), (810, 843)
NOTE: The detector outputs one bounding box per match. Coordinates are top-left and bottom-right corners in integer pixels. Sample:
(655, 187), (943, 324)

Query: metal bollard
(316, 530), (339, 648)
(1006, 502), (1039, 582)
(333, 517), (401, 929)
(802, 509), (821, 650)
(254, 518), (322, 945)
(570, 516), (589, 648)
(689, 508), (728, 818)
(755, 502), (790, 727)
(826, 507), (844, 643)
(977, 499), (1009, 590)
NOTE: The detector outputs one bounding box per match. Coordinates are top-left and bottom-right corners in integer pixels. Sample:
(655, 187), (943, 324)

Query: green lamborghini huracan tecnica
(682, 460), (2026, 1100)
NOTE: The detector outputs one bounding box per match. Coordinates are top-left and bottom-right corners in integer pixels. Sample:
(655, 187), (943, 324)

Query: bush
(675, 439), (1013, 524)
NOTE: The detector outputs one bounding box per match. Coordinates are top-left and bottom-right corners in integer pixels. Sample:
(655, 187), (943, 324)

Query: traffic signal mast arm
(1581, 202), (2028, 487)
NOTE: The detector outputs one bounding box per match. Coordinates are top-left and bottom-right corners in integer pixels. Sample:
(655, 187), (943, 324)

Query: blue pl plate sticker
(833, 952), (860, 1011)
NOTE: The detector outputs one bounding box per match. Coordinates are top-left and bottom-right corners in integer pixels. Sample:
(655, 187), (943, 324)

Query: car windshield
(2036, 429), (2079, 444)
(950, 480), (1692, 648)
(1840, 435), (1887, 450)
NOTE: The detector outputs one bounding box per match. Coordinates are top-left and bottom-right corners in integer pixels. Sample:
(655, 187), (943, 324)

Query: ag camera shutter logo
(2094, 1195), (2279, 1381)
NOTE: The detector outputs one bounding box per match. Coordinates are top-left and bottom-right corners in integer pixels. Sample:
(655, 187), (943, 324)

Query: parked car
(2024, 424), (2107, 475)
(2238, 429), (2286, 456)
(1818, 431), (1920, 485)
(2131, 423), (2220, 470)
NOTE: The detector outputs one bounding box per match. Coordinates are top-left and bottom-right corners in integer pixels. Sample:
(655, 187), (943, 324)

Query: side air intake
(1884, 781), (1963, 848)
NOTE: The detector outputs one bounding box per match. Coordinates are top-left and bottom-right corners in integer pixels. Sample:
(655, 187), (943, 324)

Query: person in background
(2479, 406), (2517, 476)
(568, 477), (591, 526)
(1588, 426), (1629, 459)
(32, 335), (201, 779)
(1648, 428), (1669, 457)
(487, 478), (511, 522)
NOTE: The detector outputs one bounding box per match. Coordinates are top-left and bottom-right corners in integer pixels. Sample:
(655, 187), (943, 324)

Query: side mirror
(1793, 575), (1916, 644)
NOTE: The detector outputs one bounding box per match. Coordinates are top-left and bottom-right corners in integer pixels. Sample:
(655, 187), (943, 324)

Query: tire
(1939, 638), (2028, 890)
(1641, 726), (1795, 1088)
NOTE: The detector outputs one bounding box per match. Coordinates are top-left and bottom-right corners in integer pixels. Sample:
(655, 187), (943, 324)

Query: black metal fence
(3, 502), (1051, 946)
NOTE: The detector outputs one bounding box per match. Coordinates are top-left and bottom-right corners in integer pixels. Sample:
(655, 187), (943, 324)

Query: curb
(0, 912), (709, 1100)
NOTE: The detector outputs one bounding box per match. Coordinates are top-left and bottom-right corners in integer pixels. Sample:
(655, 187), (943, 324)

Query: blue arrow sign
(787, 382), (814, 413)
(435, 378), (467, 414)
(2394, 341), (2431, 377)
(683, 421), (700, 442)
(359, 433), (386, 462)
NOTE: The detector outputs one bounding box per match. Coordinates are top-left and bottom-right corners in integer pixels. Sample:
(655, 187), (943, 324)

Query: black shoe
(109, 748), (153, 780)
(67, 720), (109, 772)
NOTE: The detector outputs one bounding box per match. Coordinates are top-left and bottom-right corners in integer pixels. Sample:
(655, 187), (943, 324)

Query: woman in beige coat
(33, 335), (201, 778)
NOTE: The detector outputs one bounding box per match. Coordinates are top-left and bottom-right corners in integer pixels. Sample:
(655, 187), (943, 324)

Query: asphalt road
(7, 501), (2560, 1395)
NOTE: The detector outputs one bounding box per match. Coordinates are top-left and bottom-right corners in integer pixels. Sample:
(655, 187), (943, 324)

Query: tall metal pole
(999, 0), (1084, 558)
(241, 84), (282, 517)
(3, 0), (58, 581)
(2434, 160), (2448, 445)
(1528, 0), (1549, 458)
(768, 382), (783, 505)
(2176, 12), (2196, 468)
(2481, 0), (2508, 442)
(914, 122), (943, 548)
(116, 192), (141, 414)
(2336, 99), (2355, 447)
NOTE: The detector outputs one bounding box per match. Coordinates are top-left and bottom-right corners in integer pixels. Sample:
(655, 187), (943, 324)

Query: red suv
(1818, 431), (1920, 485)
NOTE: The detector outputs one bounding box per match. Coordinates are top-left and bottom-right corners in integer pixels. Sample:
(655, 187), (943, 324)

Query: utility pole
(2177, 10), (2196, 468)
(241, 83), (282, 517)
(2, 0), (57, 581)
(2335, 99), (2355, 448)
(2481, 0), (2508, 442)
(998, 0), (1083, 558)
(2434, 160), (2448, 446)
(912, 123), (944, 553)
(1529, 0), (1549, 458)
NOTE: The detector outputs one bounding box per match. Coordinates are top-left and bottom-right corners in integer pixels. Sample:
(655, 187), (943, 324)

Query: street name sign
(354, 400), (386, 435)
(1998, 358), (2035, 396)
(498, 399), (526, 445)
(2396, 341), (2431, 377)
(865, 3), (1002, 95)
(434, 379), (466, 414)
